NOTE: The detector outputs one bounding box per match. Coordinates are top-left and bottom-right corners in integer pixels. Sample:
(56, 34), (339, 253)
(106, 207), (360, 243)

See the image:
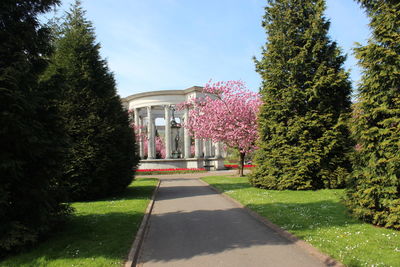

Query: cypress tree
(250, 0), (353, 190)
(0, 0), (71, 254)
(346, 0), (400, 229)
(45, 1), (138, 200)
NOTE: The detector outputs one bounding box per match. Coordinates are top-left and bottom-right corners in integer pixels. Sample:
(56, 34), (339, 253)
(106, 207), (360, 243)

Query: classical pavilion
(121, 86), (225, 170)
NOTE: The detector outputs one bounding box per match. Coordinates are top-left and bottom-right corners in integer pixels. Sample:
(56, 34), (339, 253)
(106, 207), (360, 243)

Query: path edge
(198, 178), (344, 267)
(124, 179), (161, 267)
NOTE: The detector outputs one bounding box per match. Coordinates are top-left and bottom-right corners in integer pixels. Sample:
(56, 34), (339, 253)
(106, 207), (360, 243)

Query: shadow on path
(141, 208), (292, 263)
(139, 176), (342, 266)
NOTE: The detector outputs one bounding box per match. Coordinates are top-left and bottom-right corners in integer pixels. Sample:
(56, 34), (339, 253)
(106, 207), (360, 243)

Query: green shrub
(345, 0), (400, 229)
(0, 0), (72, 255)
(44, 2), (139, 201)
(250, 0), (353, 190)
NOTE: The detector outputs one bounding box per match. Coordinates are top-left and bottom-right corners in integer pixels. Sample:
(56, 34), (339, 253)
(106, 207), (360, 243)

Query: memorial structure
(122, 86), (225, 170)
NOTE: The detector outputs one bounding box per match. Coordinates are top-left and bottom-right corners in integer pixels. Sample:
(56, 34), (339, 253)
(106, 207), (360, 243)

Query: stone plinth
(138, 158), (225, 171)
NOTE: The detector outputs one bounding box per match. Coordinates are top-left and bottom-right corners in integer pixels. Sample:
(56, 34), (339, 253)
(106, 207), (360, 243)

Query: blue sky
(50, 0), (370, 97)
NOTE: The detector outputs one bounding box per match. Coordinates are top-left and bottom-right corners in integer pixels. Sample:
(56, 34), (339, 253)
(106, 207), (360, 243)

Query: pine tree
(250, 0), (353, 190)
(0, 0), (71, 254)
(44, 1), (138, 200)
(346, 0), (400, 229)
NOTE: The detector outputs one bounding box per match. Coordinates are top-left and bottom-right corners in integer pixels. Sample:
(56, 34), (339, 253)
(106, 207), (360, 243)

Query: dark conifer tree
(250, 0), (353, 190)
(44, 1), (138, 200)
(346, 0), (400, 229)
(0, 0), (71, 254)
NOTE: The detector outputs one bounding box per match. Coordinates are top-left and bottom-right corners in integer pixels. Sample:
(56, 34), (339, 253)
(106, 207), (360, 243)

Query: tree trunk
(238, 152), (246, 177)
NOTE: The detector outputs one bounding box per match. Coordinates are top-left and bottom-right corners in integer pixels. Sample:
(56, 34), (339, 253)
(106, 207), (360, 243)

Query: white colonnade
(134, 105), (222, 160)
(124, 86), (225, 170)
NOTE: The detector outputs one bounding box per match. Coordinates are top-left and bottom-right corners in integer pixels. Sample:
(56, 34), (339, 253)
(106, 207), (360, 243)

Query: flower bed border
(136, 168), (206, 175)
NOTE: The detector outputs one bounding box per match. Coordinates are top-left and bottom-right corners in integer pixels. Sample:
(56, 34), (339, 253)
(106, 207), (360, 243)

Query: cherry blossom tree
(178, 80), (262, 176)
(155, 136), (166, 159)
(133, 129), (166, 159)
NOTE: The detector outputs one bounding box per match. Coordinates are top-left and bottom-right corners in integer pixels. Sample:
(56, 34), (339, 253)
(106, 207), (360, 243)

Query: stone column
(195, 138), (203, 158)
(179, 121), (184, 157)
(215, 141), (222, 158)
(152, 117), (156, 157)
(164, 105), (171, 159)
(147, 106), (155, 159)
(138, 117), (144, 158)
(134, 108), (140, 128)
(183, 109), (191, 158)
(211, 142), (215, 157)
(134, 108), (141, 158)
(204, 139), (211, 158)
(213, 141), (225, 170)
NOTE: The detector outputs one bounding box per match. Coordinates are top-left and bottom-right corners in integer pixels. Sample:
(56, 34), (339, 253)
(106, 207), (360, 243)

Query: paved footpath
(137, 171), (329, 267)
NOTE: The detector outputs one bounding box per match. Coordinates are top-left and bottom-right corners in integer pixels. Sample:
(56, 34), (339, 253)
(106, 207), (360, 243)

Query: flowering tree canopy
(178, 80), (261, 175)
(140, 136), (166, 159)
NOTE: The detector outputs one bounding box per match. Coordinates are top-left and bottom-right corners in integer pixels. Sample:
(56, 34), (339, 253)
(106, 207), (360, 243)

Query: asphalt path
(137, 172), (328, 267)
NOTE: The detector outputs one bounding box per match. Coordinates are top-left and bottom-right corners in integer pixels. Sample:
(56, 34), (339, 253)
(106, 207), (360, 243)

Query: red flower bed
(224, 164), (255, 169)
(137, 168), (205, 172)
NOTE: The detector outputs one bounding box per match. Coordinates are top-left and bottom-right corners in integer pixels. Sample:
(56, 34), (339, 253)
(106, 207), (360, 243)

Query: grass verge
(202, 176), (400, 267)
(0, 178), (158, 267)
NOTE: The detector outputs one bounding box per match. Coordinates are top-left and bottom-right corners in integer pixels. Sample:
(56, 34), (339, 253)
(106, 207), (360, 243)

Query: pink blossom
(178, 80), (262, 153)
(155, 136), (166, 159)
(129, 121), (166, 159)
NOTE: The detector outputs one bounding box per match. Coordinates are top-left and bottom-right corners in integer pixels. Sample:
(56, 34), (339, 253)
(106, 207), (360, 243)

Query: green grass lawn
(202, 176), (400, 267)
(0, 178), (158, 267)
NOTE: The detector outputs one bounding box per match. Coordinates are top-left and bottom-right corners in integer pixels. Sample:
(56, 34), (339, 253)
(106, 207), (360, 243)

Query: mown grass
(0, 178), (158, 267)
(202, 176), (400, 267)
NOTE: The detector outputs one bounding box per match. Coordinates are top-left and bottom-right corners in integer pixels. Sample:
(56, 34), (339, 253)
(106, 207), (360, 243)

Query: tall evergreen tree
(250, 0), (353, 190)
(44, 1), (138, 200)
(0, 0), (71, 255)
(346, 0), (400, 229)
